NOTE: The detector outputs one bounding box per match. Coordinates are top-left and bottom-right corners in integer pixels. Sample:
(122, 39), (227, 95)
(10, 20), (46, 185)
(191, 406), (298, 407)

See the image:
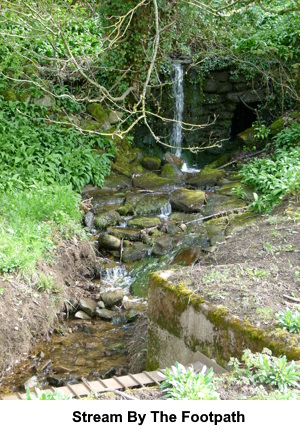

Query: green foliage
(159, 362), (219, 400)
(242, 123), (300, 212)
(229, 348), (300, 392)
(277, 309), (300, 334)
(253, 121), (271, 142)
(0, 99), (113, 191)
(26, 388), (71, 400)
(0, 185), (84, 273)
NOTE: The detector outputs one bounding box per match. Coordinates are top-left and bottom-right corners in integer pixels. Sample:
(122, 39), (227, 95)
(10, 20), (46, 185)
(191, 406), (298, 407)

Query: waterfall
(170, 62), (184, 158)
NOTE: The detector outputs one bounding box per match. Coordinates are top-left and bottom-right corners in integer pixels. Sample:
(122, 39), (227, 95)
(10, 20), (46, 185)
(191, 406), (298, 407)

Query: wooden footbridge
(1, 360), (224, 400)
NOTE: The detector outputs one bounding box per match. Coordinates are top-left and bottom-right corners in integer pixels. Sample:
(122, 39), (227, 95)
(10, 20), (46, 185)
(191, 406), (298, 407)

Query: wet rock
(23, 375), (38, 390)
(122, 242), (151, 263)
(95, 210), (121, 229)
(161, 164), (184, 183)
(101, 290), (125, 308)
(101, 367), (116, 379)
(134, 194), (170, 216)
(97, 300), (105, 309)
(79, 298), (97, 317)
(95, 308), (117, 320)
(172, 247), (202, 265)
(141, 155), (161, 171)
(98, 233), (121, 251)
(236, 127), (257, 149)
(127, 216), (161, 229)
(133, 172), (175, 190)
(107, 227), (141, 241)
(52, 365), (71, 374)
(201, 194), (245, 217)
(170, 188), (206, 212)
(186, 168), (226, 188)
(74, 310), (92, 320)
(47, 375), (65, 387)
(102, 173), (132, 190)
(166, 223), (182, 235)
(125, 309), (140, 322)
(152, 235), (175, 256)
(162, 152), (183, 168)
(84, 211), (94, 229)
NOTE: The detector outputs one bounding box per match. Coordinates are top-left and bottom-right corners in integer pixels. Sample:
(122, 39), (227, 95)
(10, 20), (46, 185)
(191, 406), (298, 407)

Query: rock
(94, 210), (121, 229)
(127, 217), (161, 229)
(47, 375), (65, 387)
(79, 298), (97, 317)
(107, 110), (123, 124)
(125, 309), (140, 322)
(162, 152), (183, 168)
(122, 242), (150, 263)
(225, 212), (259, 236)
(236, 127), (257, 149)
(152, 235), (175, 256)
(84, 211), (94, 229)
(269, 118), (285, 136)
(204, 217), (228, 245)
(75, 357), (86, 366)
(0, 88), (18, 101)
(134, 194), (170, 216)
(23, 375), (38, 390)
(141, 155), (161, 171)
(87, 103), (108, 125)
(74, 310), (92, 320)
(107, 227), (141, 241)
(172, 247), (202, 265)
(97, 301), (105, 309)
(98, 233), (121, 251)
(95, 308), (117, 320)
(170, 188), (206, 212)
(133, 172), (175, 190)
(101, 290), (125, 308)
(201, 194), (246, 217)
(34, 95), (54, 108)
(102, 173), (132, 190)
(186, 168), (226, 188)
(161, 164), (184, 182)
(80, 119), (103, 131)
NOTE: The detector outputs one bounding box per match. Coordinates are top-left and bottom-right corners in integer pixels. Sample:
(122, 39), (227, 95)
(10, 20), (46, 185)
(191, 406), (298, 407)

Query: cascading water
(170, 62), (184, 158)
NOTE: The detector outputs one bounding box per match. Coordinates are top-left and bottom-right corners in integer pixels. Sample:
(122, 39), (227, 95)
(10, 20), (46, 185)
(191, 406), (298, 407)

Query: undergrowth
(0, 185), (84, 273)
(241, 122), (300, 213)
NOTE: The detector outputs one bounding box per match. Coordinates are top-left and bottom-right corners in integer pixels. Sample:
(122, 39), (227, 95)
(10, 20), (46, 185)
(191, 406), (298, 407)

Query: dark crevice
(231, 102), (258, 139)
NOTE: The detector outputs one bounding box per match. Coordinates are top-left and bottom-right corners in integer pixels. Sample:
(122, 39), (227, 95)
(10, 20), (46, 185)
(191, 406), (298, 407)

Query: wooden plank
(101, 378), (123, 390)
(117, 374), (139, 389)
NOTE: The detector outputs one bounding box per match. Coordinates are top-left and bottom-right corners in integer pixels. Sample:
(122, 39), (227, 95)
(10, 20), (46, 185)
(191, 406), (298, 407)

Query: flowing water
(170, 62), (184, 158)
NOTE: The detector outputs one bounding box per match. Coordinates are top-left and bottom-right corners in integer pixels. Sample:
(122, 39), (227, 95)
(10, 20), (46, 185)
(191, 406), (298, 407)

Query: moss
(0, 89), (18, 101)
(186, 168), (226, 188)
(269, 118), (285, 137)
(87, 103), (108, 124)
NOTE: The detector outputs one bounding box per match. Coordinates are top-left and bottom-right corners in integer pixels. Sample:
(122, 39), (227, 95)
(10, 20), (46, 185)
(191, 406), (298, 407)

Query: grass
(0, 184), (84, 273)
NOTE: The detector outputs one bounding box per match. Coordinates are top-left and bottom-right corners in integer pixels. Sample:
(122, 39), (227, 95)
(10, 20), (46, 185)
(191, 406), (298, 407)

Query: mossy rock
(122, 242), (150, 263)
(102, 173), (132, 190)
(162, 152), (184, 168)
(94, 210), (121, 229)
(204, 217), (227, 245)
(141, 156), (161, 171)
(87, 103), (108, 122)
(269, 118), (285, 137)
(170, 188), (206, 212)
(216, 182), (254, 201)
(152, 235), (175, 256)
(225, 212), (259, 236)
(0, 89), (18, 101)
(98, 233), (121, 251)
(186, 168), (226, 188)
(236, 127), (257, 149)
(132, 172), (175, 190)
(171, 247), (202, 266)
(80, 119), (103, 131)
(134, 195), (169, 216)
(127, 216), (161, 229)
(161, 164), (184, 182)
(107, 227), (141, 241)
(204, 153), (232, 170)
(202, 194), (246, 217)
(117, 203), (135, 216)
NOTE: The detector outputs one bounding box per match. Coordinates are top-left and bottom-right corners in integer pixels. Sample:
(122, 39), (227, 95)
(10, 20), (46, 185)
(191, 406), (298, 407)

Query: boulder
(78, 298), (97, 317)
(133, 172), (175, 190)
(127, 216), (161, 229)
(87, 103), (110, 129)
(101, 290), (125, 308)
(141, 155), (161, 171)
(107, 110), (123, 124)
(201, 194), (246, 217)
(161, 164), (184, 182)
(162, 152), (183, 168)
(107, 227), (141, 241)
(152, 235), (174, 256)
(84, 211), (94, 229)
(94, 210), (120, 229)
(172, 247), (202, 265)
(122, 242), (150, 263)
(98, 233), (121, 251)
(134, 194), (169, 216)
(170, 188), (206, 212)
(186, 168), (226, 188)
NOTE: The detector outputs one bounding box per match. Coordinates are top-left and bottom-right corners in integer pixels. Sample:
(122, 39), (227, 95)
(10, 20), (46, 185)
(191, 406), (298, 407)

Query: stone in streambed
(101, 290), (125, 308)
(94, 210), (120, 229)
(127, 216), (161, 229)
(141, 155), (161, 171)
(79, 298), (97, 317)
(162, 152), (183, 168)
(133, 172), (175, 190)
(74, 310), (92, 320)
(161, 164), (184, 182)
(125, 309), (140, 322)
(107, 227), (141, 241)
(98, 233), (121, 250)
(122, 242), (150, 263)
(172, 247), (202, 266)
(186, 168), (226, 188)
(95, 308), (117, 320)
(170, 188), (206, 212)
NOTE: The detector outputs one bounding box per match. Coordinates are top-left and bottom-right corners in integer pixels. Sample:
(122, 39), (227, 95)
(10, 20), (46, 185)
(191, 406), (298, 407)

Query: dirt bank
(0, 238), (99, 374)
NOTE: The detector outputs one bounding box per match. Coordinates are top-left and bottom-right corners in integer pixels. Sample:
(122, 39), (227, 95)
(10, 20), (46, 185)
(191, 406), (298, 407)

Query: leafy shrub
(159, 362), (219, 400)
(242, 123), (300, 212)
(229, 348), (300, 392)
(277, 309), (300, 334)
(26, 388), (71, 400)
(0, 99), (114, 192)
